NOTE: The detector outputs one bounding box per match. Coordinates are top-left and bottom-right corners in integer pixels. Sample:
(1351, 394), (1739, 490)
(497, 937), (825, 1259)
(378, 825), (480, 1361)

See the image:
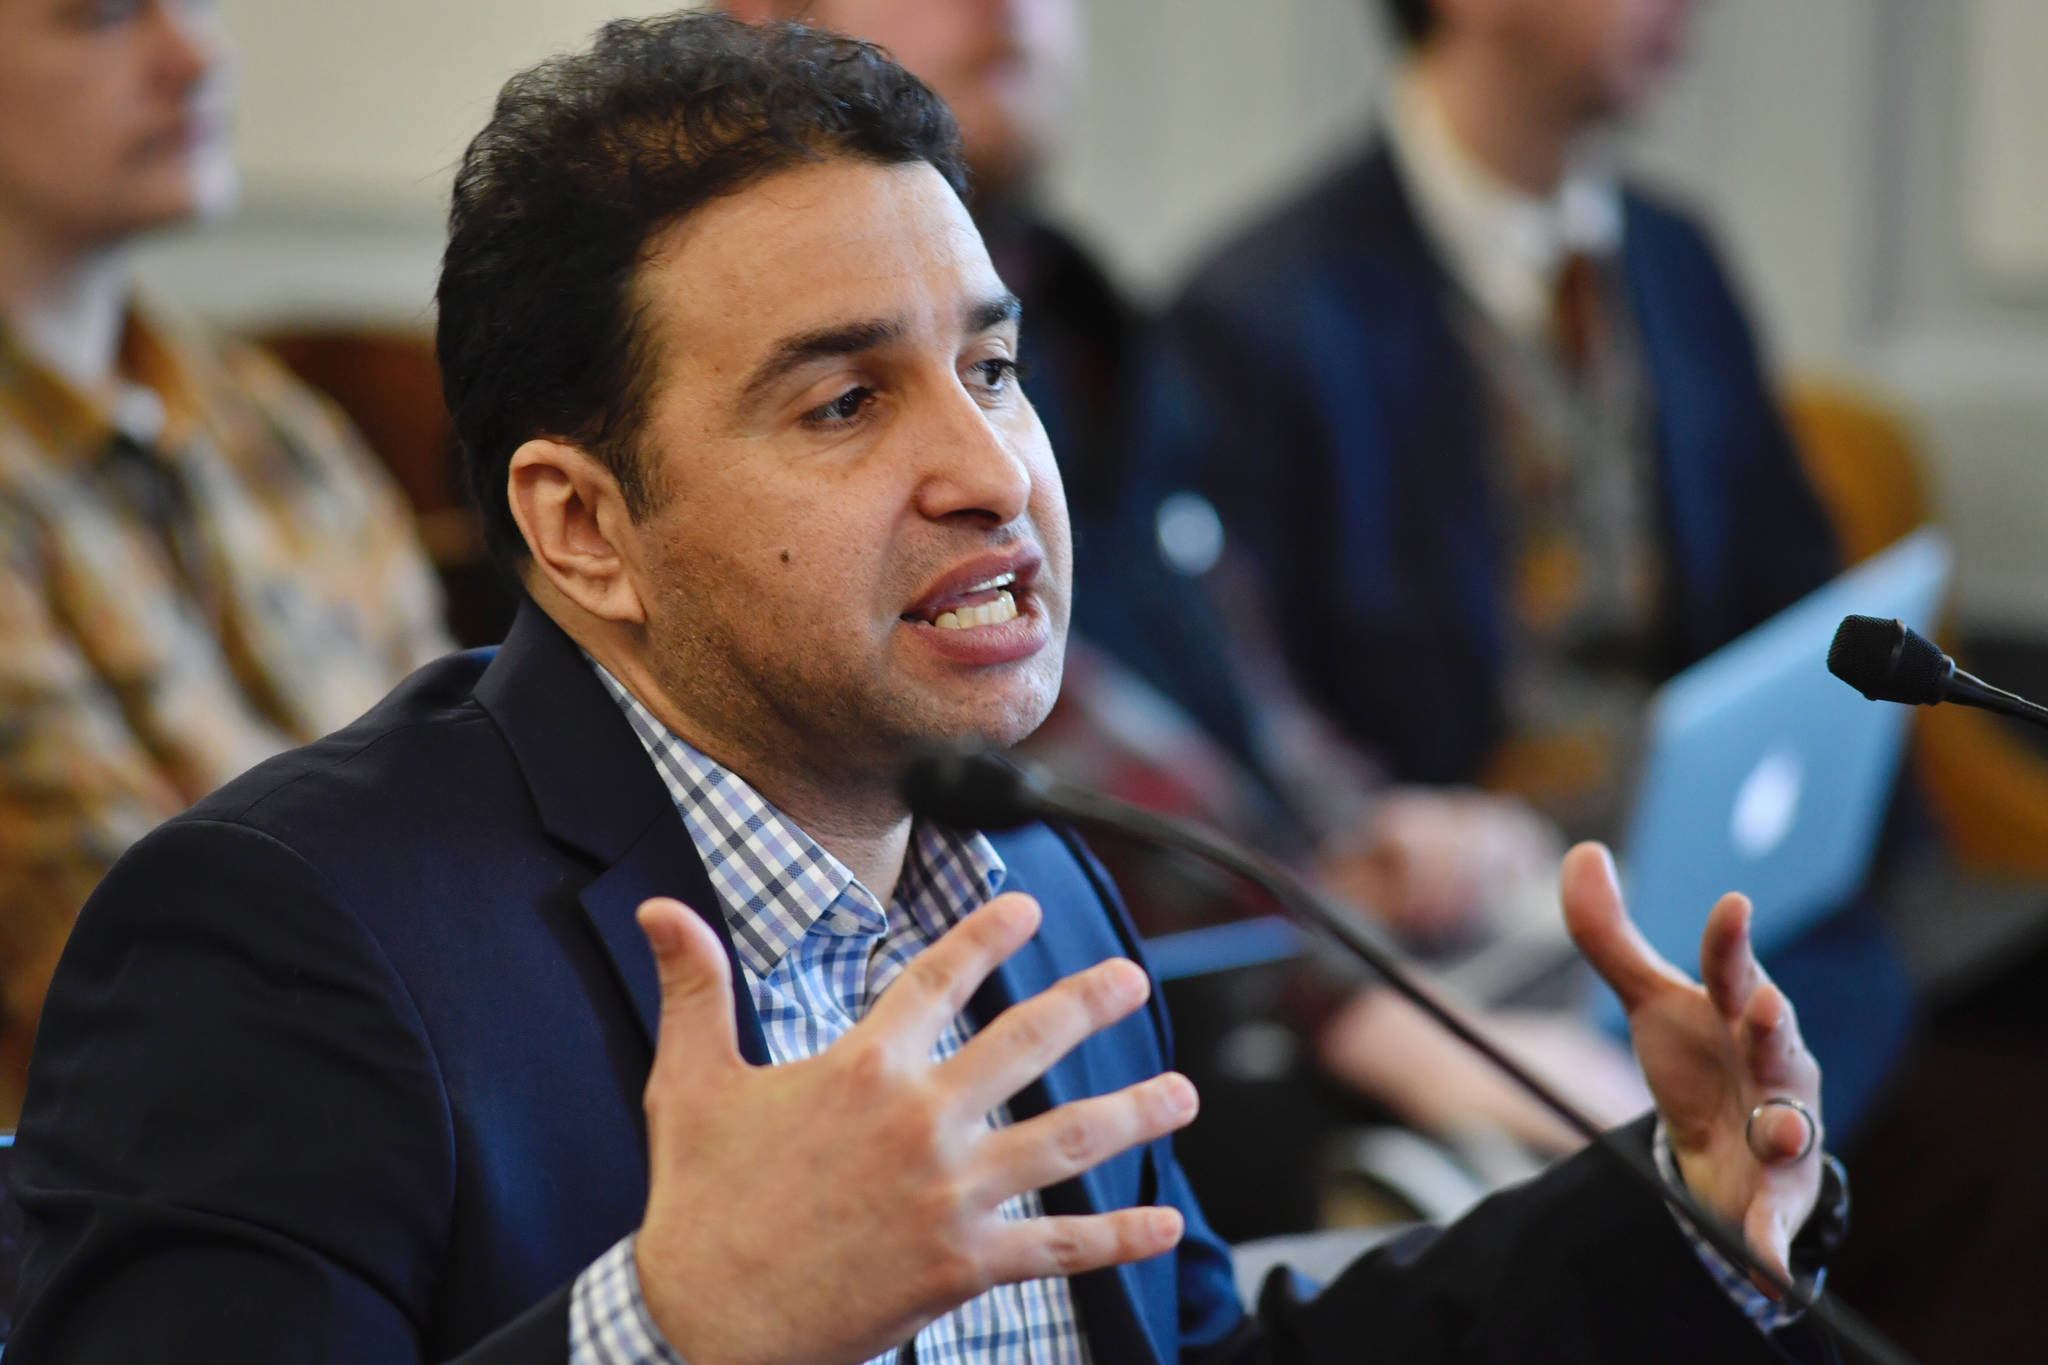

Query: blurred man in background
(1136, 0), (1912, 1135)
(0, 0), (449, 1125)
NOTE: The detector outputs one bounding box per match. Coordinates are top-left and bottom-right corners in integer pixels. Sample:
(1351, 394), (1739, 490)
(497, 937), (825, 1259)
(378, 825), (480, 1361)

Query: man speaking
(9, 14), (1839, 1363)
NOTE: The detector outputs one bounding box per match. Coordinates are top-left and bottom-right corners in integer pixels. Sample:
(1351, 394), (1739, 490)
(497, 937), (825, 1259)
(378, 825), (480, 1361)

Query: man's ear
(507, 438), (649, 626)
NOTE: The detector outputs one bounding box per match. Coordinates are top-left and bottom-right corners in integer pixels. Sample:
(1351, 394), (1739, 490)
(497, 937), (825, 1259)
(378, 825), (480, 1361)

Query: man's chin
(918, 672), (1062, 758)
(946, 692), (1059, 756)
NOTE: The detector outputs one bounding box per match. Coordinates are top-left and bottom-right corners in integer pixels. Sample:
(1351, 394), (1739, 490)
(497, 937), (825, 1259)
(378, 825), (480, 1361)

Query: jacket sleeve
(1072, 828), (1839, 1365)
(1170, 1115), (1838, 1365)
(6, 817), (570, 1365)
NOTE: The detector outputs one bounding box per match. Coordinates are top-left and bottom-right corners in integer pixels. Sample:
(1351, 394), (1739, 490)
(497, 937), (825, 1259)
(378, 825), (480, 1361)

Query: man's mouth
(901, 549), (1043, 633)
(898, 549), (1051, 667)
(921, 573), (1019, 631)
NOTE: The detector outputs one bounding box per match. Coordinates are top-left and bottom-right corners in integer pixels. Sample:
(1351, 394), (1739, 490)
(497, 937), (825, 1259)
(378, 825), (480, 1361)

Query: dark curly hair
(436, 12), (969, 567)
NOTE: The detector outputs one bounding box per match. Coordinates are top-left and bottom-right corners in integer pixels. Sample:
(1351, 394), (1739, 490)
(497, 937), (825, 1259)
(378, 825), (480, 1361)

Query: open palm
(1560, 843), (1825, 1287)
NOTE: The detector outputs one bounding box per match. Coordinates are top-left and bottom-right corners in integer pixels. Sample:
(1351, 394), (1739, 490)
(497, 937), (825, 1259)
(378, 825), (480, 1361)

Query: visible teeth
(932, 590), (1017, 630)
(964, 572), (1017, 594)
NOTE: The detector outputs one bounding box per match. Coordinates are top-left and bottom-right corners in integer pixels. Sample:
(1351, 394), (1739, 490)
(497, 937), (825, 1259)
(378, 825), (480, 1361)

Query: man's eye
(802, 386), (874, 427)
(68, 0), (145, 28)
(972, 357), (1022, 396)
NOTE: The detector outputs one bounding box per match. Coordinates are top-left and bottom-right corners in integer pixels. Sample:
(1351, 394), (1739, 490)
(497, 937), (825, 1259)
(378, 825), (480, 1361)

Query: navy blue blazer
(1131, 143), (1839, 784)
(10, 600), (1829, 1362)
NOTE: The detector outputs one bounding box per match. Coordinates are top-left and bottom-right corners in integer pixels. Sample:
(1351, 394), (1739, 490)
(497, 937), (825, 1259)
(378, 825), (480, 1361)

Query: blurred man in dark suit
(1134, 0), (1912, 1133)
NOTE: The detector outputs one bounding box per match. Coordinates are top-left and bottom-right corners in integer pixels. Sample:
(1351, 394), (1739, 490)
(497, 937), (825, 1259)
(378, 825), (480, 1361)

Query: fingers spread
(981, 1208), (1185, 1286)
(1559, 842), (1690, 1014)
(866, 894), (1043, 1055)
(639, 898), (742, 1078)
(943, 958), (1151, 1116)
(977, 1073), (1197, 1204)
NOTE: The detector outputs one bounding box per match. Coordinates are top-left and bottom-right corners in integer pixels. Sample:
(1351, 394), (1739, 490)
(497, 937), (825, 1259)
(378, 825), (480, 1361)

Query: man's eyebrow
(736, 293), (1022, 412)
(968, 292), (1023, 334)
(739, 317), (904, 410)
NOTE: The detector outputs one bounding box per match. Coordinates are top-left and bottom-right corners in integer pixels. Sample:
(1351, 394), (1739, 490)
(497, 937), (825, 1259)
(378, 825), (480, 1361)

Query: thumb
(638, 897), (742, 1079)
(1742, 1195), (1796, 1301)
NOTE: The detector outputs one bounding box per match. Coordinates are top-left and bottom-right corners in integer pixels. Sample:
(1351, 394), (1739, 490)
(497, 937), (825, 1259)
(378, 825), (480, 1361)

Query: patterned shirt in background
(0, 307), (451, 1124)
(1384, 60), (1663, 844)
(571, 661), (1091, 1365)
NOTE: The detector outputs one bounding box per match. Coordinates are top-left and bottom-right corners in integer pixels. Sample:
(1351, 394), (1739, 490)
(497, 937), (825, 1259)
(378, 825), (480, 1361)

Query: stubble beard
(642, 576), (1067, 818)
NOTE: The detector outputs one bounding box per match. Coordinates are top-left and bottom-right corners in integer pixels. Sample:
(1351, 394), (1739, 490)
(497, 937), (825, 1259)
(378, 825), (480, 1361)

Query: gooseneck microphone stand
(900, 746), (1922, 1365)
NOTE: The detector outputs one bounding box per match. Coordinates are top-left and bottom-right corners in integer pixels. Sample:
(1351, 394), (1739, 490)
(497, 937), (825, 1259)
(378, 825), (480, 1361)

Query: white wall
(1036, 0), (1382, 301)
(135, 0), (676, 326)
(133, 0), (2048, 634)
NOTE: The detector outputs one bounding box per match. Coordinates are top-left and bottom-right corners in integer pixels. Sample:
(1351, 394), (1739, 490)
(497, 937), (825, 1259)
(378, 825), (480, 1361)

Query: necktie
(1551, 250), (1604, 380)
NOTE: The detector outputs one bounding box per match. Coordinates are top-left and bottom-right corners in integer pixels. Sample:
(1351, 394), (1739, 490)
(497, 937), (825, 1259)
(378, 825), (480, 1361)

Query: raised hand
(630, 891), (1196, 1365)
(1560, 843), (1824, 1290)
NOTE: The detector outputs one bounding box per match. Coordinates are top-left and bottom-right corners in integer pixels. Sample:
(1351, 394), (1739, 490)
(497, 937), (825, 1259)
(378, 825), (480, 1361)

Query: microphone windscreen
(897, 744), (1047, 831)
(1828, 614), (1948, 704)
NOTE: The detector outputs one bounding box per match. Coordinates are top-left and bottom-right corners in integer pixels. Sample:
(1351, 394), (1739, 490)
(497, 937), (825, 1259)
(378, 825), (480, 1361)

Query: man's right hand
(629, 892), (1196, 1365)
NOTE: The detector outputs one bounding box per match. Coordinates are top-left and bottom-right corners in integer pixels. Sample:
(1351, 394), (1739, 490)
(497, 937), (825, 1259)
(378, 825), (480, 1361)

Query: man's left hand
(1560, 842), (1823, 1292)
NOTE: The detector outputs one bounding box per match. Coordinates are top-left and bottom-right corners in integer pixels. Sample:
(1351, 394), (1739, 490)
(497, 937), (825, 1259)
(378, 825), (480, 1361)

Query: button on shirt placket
(573, 660), (1093, 1365)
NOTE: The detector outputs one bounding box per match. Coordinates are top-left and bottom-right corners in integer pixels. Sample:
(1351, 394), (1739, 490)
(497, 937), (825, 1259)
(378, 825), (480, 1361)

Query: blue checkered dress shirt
(569, 661), (1093, 1365)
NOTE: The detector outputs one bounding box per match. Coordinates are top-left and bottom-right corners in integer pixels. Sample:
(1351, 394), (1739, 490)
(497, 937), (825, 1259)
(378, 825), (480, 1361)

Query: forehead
(637, 158), (999, 381)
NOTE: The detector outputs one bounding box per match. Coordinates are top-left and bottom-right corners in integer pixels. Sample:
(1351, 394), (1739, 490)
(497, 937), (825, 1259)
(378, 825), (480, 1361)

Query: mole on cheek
(780, 549), (792, 565)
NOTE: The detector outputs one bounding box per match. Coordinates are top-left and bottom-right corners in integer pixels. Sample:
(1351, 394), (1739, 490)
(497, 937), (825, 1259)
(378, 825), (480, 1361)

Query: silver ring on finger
(1745, 1096), (1817, 1162)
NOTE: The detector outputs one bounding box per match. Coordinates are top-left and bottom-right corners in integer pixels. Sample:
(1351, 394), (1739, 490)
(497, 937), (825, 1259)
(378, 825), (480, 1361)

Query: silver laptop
(1149, 530), (1951, 1024)
(1601, 527), (1951, 1009)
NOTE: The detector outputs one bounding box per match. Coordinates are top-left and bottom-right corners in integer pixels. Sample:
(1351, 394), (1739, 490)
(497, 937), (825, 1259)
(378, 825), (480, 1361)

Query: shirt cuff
(1651, 1120), (1820, 1334)
(570, 1234), (689, 1365)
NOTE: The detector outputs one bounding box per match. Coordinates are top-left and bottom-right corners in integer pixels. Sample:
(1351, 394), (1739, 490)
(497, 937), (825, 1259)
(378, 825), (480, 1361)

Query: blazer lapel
(974, 860), (1168, 1365)
(579, 818), (773, 1065)
(476, 598), (771, 1065)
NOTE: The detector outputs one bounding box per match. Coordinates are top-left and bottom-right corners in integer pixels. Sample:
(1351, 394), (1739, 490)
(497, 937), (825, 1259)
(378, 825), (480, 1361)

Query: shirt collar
(1383, 61), (1624, 342)
(0, 305), (203, 468)
(587, 657), (1006, 979)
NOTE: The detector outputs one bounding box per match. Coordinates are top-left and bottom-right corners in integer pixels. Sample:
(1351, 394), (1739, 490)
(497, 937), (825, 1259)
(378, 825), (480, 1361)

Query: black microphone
(1828, 615), (2048, 730)
(900, 743), (1917, 1365)
(896, 742), (1050, 831)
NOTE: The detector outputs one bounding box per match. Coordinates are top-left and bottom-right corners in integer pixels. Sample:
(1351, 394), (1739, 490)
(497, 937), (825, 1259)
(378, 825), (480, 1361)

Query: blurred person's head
(1385, 0), (1698, 127)
(439, 14), (1069, 799)
(724, 0), (1084, 198)
(0, 0), (234, 288)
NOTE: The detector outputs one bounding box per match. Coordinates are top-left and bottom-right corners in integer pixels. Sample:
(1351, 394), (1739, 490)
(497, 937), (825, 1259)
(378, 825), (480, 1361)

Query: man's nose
(152, 0), (224, 97)
(912, 384), (1034, 529)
